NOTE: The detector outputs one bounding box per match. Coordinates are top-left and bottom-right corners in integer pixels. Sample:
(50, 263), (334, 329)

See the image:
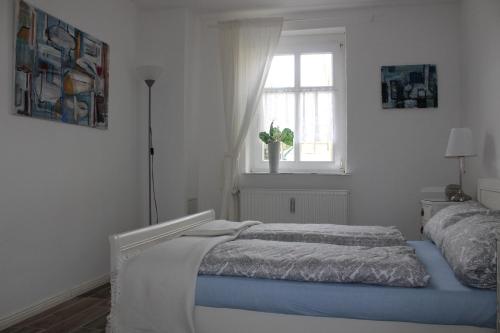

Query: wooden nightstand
(420, 199), (467, 234)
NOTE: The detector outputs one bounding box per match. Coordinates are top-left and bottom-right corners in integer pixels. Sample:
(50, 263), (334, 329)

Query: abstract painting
(14, 0), (109, 129)
(381, 65), (438, 109)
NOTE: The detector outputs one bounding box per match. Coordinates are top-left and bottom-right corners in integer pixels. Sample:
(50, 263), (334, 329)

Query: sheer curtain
(218, 18), (283, 220)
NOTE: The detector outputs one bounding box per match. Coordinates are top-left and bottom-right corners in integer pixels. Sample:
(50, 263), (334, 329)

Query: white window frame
(248, 33), (347, 173)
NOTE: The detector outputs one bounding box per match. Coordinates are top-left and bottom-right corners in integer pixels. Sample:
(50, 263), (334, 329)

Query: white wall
(460, 0), (500, 193)
(193, 2), (462, 239)
(137, 9), (197, 222)
(0, 0), (139, 321)
(136, 8), (194, 223)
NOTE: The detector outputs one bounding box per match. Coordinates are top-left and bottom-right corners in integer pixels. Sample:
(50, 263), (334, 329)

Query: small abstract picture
(381, 65), (437, 109)
(14, 0), (109, 129)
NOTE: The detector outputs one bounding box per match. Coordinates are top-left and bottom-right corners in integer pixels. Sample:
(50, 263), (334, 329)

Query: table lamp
(445, 128), (475, 202)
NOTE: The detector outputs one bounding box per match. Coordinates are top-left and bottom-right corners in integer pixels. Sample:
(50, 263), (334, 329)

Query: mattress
(195, 240), (496, 328)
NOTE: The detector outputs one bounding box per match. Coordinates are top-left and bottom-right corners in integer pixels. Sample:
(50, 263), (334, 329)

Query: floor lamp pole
(137, 65), (163, 226)
(146, 79), (155, 226)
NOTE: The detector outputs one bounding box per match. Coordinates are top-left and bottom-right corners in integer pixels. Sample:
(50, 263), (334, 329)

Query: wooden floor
(1, 284), (111, 333)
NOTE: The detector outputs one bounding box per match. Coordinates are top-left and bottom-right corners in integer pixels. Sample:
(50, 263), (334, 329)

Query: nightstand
(420, 199), (467, 234)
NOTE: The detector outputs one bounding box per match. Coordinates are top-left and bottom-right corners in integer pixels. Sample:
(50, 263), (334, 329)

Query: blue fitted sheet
(195, 240), (496, 328)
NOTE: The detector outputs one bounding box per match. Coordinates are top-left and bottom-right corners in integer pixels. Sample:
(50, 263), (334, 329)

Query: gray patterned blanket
(238, 223), (406, 247)
(423, 201), (488, 247)
(440, 212), (500, 289)
(199, 239), (430, 287)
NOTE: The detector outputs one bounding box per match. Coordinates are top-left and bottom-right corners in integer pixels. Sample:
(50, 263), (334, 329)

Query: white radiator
(240, 188), (350, 224)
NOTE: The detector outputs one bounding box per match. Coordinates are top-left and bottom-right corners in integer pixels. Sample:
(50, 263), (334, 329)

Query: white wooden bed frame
(110, 178), (500, 333)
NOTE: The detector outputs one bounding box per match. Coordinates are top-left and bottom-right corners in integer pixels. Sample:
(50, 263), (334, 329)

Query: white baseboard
(0, 274), (109, 330)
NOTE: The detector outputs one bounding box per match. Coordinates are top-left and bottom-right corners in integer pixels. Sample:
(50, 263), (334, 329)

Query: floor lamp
(136, 65), (164, 225)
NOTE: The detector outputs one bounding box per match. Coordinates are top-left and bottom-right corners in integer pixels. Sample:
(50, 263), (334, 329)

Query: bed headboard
(477, 178), (500, 210)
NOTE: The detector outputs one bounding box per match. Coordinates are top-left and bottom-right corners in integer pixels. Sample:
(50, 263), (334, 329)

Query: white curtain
(218, 18), (283, 220)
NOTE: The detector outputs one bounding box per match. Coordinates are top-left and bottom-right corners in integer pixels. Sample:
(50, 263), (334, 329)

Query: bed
(109, 178), (500, 333)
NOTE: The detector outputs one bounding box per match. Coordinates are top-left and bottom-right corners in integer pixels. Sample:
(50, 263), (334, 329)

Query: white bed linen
(194, 306), (494, 333)
(110, 220), (260, 333)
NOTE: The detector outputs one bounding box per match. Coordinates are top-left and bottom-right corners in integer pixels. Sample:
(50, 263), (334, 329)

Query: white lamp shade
(445, 128), (475, 157)
(136, 65), (164, 82)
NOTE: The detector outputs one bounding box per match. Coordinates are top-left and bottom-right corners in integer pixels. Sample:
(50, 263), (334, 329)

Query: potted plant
(259, 122), (294, 173)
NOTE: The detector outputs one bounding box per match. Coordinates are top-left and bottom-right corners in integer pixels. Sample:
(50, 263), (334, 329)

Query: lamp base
(449, 188), (471, 202)
(445, 184), (461, 201)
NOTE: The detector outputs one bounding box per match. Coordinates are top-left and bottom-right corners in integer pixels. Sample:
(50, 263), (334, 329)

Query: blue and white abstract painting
(381, 65), (438, 109)
(14, 0), (109, 129)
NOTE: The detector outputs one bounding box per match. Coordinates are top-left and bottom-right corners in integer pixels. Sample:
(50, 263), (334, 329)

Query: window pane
(265, 55), (295, 88)
(261, 92), (295, 161)
(300, 53), (333, 87)
(299, 91), (334, 161)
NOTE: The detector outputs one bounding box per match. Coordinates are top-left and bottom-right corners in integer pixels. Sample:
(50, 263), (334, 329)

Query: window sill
(244, 170), (351, 176)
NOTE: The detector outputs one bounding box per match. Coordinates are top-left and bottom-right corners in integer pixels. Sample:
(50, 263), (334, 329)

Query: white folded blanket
(110, 220), (260, 333)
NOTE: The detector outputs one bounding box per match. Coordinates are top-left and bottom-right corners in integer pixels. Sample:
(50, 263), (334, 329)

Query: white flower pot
(268, 142), (281, 173)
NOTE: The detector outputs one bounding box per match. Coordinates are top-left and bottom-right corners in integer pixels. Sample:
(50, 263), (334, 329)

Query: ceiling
(132, 0), (453, 13)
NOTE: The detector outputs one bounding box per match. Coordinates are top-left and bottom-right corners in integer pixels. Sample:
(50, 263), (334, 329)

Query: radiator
(240, 188), (350, 224)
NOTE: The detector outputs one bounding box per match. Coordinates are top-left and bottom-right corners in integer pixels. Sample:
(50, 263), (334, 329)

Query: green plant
(259, 122), (294, 146)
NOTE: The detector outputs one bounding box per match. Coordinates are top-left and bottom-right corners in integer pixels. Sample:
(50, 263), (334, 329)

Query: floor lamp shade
(445, 128), (475, 157)
(136, 65), (164, 82)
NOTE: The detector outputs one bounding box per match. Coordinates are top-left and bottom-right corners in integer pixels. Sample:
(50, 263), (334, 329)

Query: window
(249, 32), (347, 173)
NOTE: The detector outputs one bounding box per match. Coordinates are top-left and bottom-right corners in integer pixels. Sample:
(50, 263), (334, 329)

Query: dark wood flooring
(1, 284), (111, 333)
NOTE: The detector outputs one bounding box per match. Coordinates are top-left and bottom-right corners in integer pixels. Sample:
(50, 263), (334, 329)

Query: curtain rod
(202, 0), (453, 28)
(205, 15), (365, 28)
